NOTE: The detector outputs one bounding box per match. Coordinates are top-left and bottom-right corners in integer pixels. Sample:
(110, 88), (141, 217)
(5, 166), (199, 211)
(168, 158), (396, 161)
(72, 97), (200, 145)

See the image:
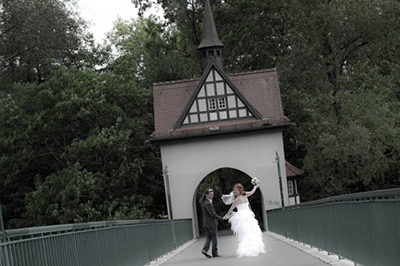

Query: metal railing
(267, 188), (400, 266)
(0, 219), (193, 266)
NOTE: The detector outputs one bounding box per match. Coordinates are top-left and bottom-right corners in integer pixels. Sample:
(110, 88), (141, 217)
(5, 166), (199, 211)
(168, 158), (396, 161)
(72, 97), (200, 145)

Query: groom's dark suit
(201, 198), (223, 257)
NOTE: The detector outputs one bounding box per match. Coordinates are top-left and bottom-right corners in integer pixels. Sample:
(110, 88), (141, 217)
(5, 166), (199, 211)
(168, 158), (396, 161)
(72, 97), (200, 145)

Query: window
(208, 98), (216, 110)
(218, 97), (226, 109)
(287, 180), (294, 195)
(208, 97), (225, 111)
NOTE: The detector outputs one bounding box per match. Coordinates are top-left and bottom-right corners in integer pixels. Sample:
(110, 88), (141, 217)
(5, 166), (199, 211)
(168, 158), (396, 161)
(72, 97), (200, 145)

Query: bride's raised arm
(245, 185), (258, 197)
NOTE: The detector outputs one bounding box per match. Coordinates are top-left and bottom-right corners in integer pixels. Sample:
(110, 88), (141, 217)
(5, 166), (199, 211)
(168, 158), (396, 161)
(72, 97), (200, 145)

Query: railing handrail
(282, 187), (400, 210)
(0, 218), (193, 266)
(267, 197), (400, 266)
(1, 218), (191, 241)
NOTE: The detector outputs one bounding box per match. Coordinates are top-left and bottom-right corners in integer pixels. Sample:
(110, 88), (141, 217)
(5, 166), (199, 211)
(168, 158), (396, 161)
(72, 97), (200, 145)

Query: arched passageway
(194, 168), (265, 236)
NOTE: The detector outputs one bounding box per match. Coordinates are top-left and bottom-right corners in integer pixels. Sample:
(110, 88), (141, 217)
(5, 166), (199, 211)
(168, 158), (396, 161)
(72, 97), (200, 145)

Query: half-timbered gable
(176, 63), (260, 128)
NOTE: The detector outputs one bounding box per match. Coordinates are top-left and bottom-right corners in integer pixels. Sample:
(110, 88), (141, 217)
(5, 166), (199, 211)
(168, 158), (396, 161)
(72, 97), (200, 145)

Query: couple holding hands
(199, 178), (266, 259)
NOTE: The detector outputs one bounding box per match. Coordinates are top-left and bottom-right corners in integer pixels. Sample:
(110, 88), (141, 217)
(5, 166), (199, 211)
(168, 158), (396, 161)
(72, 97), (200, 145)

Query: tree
(23, 166), (105, 225)
(0, 67), (165, 228)
(0, 0), (85, 89)
(67, 33), (113, 72)
(277, 0), (400, 198)
(108, 16), (200, 88)
(213, 0), (292, 72)
(132, 0), (205, 47)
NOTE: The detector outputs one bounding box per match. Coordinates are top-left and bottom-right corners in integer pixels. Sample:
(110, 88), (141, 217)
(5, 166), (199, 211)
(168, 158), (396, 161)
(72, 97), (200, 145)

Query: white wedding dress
(228, 202), (266, 258)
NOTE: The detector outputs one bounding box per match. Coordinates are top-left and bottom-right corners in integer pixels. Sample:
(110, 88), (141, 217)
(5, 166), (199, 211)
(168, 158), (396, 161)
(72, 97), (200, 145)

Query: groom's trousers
(202, 227), (218, 256)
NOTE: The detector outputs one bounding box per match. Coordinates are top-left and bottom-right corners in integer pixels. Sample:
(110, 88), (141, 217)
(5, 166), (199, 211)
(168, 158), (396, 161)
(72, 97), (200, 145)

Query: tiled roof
(151, 68), (292, 142)
(285, 161), (305, 177)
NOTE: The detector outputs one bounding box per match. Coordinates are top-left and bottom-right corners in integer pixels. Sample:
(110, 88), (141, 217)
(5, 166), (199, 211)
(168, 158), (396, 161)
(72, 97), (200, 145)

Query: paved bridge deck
(150, 231), (356, 266)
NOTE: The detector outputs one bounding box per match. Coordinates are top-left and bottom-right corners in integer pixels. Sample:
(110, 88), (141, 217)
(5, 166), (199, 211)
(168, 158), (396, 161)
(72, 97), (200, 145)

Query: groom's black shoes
(202, 251), (211, 258)
(213, 254), (222, 258)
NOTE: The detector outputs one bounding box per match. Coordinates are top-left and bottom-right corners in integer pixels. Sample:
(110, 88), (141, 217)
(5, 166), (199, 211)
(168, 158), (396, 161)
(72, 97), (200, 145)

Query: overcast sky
(77, 0), (163, 43)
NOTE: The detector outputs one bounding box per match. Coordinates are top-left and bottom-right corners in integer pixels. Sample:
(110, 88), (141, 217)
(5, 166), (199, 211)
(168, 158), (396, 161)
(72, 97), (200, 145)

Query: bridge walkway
(151, 231), (356, 266)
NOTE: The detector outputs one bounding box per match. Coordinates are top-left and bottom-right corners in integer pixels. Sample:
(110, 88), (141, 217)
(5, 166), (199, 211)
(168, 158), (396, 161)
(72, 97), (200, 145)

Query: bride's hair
(233, 183), (246, 196)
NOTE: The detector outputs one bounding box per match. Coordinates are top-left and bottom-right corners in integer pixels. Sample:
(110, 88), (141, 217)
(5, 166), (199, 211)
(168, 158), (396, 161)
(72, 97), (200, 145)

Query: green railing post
(275, 151), (285, 208)
(164, 165), (174, 219)
(0, 203), (5, 243)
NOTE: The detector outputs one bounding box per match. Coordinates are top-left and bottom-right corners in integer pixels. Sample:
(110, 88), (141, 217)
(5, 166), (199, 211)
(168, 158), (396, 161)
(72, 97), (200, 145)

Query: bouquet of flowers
(251, 177), (260, 186)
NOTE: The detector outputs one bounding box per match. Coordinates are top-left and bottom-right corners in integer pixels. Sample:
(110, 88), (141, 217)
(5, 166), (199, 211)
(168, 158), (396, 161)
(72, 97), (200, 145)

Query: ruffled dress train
(228, 202), (266, 258)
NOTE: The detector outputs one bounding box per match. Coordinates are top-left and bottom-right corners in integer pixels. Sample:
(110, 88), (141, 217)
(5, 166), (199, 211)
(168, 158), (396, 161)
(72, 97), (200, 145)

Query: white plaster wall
(160, 130), (288, 236)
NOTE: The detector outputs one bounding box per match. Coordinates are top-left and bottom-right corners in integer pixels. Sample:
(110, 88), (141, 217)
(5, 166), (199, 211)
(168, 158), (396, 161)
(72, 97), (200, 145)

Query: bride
(222, 183), (266, 258)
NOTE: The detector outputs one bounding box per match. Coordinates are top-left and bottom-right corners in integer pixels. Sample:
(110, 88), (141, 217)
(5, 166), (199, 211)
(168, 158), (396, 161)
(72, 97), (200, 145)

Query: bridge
(154, 231), (355, 266)
(1, 188), (399, 266)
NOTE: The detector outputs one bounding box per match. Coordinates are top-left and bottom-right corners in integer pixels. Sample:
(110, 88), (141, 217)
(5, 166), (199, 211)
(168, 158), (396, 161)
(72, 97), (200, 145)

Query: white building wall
(159, 129), (288, 236)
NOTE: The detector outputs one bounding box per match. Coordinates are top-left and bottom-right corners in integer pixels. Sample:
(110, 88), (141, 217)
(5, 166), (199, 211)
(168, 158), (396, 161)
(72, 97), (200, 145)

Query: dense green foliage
(108, 16), (200, 88)
(272, 0), (400, 198)
(0, 0), (166, 228)
(0, 68), (164, 227)
(1, 0), (400, 228)
(0, 0), (83, 88)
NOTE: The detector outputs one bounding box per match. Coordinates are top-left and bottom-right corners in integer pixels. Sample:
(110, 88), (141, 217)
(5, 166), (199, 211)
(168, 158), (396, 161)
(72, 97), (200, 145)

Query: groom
(199, 188), (224, 258)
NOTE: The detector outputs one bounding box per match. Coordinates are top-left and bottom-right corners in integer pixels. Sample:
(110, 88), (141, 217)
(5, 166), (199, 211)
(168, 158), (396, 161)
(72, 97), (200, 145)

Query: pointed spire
(198, 0), (224, 71)
(198, 0), (223, 49)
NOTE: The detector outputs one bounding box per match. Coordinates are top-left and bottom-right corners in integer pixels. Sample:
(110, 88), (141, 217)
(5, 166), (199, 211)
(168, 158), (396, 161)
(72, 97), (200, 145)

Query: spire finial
(198, 0), (224, 71)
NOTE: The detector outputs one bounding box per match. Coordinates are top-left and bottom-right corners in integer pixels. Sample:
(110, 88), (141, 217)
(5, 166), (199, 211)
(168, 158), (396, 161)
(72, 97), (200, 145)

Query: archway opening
(194, 168), (265, 236)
